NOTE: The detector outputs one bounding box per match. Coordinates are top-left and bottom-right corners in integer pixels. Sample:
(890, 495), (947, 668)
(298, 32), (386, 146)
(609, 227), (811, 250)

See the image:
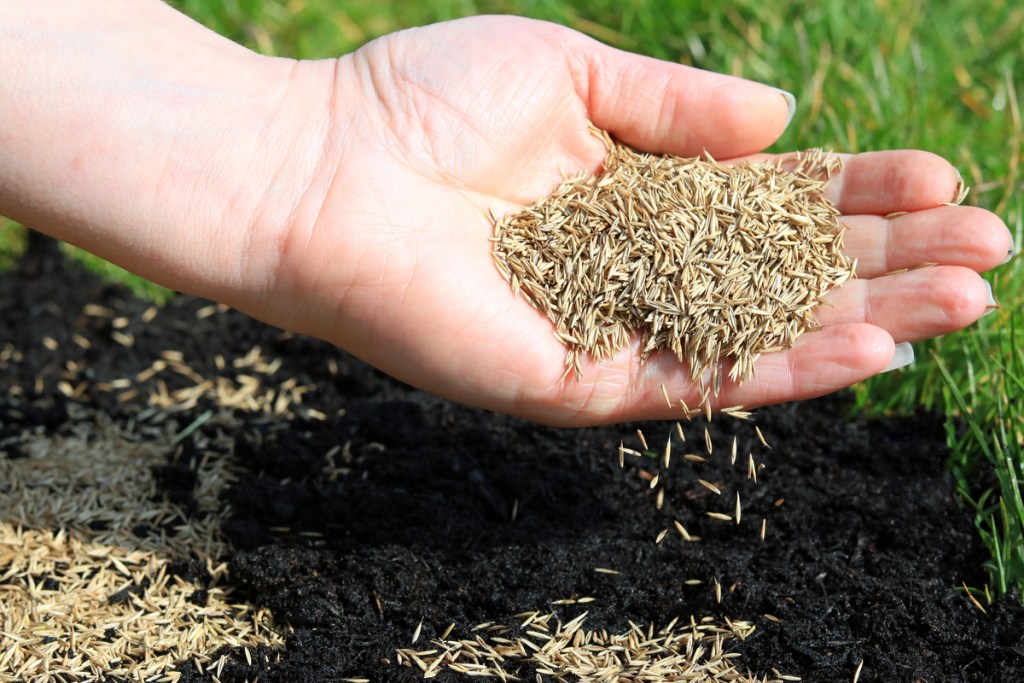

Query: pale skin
(0, 2), (1012, 425)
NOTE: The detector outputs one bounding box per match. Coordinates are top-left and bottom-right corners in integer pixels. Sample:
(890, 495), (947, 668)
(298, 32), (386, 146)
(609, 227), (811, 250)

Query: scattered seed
(706, 512), (733, 522)
(661, 384), (673, 409)
(755, 425), (770, 449)
(697, 479), (721, 495)
(683, 454), (706, 463)
(675, 422), (686, 442)
(853, 659), (864, 683)
(412, 619), (423, 644)
(656, 528), (669, 544)
(674, 520), (692, 541)
(704, 426), (713, 455)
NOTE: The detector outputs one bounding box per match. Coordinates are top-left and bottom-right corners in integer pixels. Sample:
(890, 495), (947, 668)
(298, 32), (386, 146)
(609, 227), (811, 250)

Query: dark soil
(2, 241), (1023, 682)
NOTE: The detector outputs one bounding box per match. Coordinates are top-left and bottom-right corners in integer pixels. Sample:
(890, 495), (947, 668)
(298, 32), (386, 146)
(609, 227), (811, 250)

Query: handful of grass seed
(491, 128), (855, 385)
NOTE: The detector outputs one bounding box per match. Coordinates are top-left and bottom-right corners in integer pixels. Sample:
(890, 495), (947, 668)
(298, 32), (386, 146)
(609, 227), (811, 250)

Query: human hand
(0, 9), (1010, 426)
(274, 16), (1009, 424)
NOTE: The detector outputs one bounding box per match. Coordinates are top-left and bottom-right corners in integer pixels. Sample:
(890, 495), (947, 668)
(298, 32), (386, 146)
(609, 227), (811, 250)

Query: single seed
(697, 479), (721, 495)
(730, 437), (737, 465)
(853, 659), (864, 683)
(735, 492), (742, 524)
(655, 528), (669, 544)
(656, 488), (665, 510)
(650, 474), (660, 489)
(684, 454), (706, 463)
(704, 426), (713, 454)
(760, 518), (767, 541)
(755, 425), (770, 448)
(412, 619), (423, 644)
(594, 568), (621, 575)
(706, 512), (732, 522)
(663, 435), (672, 469)
(661, 384), (673, 409)
(675, 422), (686, 442)
(714, 579), (722, 604)
(637, 429), (649, 451)
(774, 498), (785, 507)
(674, 520), (692, 541)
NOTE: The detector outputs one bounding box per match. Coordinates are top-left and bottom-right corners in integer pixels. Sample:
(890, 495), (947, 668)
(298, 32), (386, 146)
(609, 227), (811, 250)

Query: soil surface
(2, 242), (1023, 682)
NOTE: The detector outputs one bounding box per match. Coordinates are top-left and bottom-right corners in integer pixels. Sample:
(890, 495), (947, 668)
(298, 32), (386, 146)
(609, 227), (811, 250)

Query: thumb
(567, 34), (795, 159)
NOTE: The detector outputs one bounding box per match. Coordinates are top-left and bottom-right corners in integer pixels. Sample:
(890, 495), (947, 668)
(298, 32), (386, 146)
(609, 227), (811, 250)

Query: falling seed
(755, 425), (770, 448)
(42, 336), (59, 351)
(714, 579), (722, 604)
(697, 479), (721, 495)
(674, 520), (692, 541)
(706, 512), (733, 522)
(663, 435), (672, 469)
(675, 422), (686, 442)
(661, 384), (673, 409)
(656, 488), (665, 510)
(655, 528), (669, 544)
(618, 441), (625, 468)
(763, 613), (781, 623)
(684, 579), (703, 585)
(704, 426), (713, 454)
(576, 597), (596, 604)
(637, 429), (649, 451)
(853, 659), (864, 683)
(774, 498), (785, 507)
(650, 474), (660, 489)
(684, 454), (706, 463)
(760, 518), (767, 541)
(594, 568), (621, 575)
(730, 437), (737, 465)
(735, 492), (742, 525)
(511, 499), (519, 522)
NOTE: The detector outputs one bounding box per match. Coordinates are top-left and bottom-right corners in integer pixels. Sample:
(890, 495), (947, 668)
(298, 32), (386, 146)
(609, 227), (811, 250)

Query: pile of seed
(395, 611), (797, 682)
(492, 128), (855, 382)
(0, 405), (283, 681)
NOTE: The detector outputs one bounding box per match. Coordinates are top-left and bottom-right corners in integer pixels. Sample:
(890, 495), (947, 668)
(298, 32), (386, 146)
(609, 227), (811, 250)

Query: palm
(275, 16), (1008, 425)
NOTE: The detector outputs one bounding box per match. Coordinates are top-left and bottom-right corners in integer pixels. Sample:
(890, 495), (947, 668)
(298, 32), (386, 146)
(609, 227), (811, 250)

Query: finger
(824, 150), (962, 215)
(842, 206), (1012, 278)
(815, 265), (994, 343)
(568, 34), (794, 159)
(554, 323), (894, 426)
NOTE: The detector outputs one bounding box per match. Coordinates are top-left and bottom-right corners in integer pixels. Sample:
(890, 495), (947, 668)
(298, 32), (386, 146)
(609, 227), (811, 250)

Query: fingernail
(770, 87), (797, 129)
(1003, 235), (1016, 264)
(881, 342), (915, 373)
(982, 279), (999, 316)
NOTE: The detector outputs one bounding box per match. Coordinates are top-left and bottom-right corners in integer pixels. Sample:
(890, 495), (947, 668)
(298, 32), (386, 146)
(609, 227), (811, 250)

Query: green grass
(1, 0), (1022, 599)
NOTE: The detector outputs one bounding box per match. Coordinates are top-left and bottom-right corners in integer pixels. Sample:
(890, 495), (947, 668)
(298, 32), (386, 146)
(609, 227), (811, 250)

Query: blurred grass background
(2, 0), (1022, 599)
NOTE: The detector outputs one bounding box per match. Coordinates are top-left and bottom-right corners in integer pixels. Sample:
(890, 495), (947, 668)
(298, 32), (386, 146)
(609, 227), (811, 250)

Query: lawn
(3, 0), (1022, 600)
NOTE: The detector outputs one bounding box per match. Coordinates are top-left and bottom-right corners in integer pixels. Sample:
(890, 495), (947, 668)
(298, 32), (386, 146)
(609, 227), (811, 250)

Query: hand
(275, 16), (1008, 424)
(0, 9), (1010, 426)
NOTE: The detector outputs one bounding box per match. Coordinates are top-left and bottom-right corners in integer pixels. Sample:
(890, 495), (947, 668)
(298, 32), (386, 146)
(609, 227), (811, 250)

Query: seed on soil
(735, 492), (742, 524)
(853, 659), (864, 683)
(697, 479), (722, 495)
(731, 437), (738, 465)
(656, 528), (669, 544)
(715, 579), (722, 603)
(491, 126), (854, 383)
(395, 611), (790, 682)
(684, 453), (706, 463)
(594, 567), (621, 575)
(775, 498), (785, 507)
(656, 488), (665, 510)
(706, 512), (733, 522)
(761, 518), (767, 541)
(674, 520), (692, 541)
(664, 435), (672, 469)
(704, 426), (713, 454)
